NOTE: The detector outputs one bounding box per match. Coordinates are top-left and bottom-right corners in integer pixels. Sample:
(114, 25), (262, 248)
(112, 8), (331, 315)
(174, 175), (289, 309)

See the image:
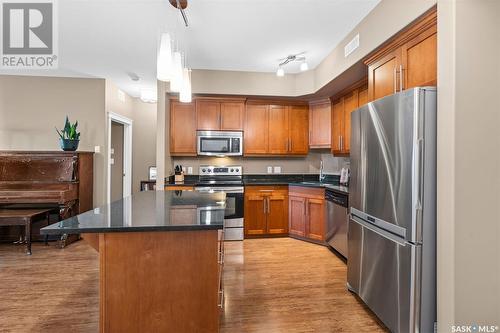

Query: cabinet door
(306, 198), (325, 241)
(289, 195), (306, 237)
(244, 104), (269, 155)
(367, 49), (402, 101)
(331, 98), (344, 155)
(220, 102), (244, 130)
(170, 101), (197, 156)
(288, 105), (309, 155)
(268, 105), (289, 154)
(358, 85), (368, 108)
(309, 102), (331, 148)
(267, 194), (288, 234)
(244, 194), (267, 236)
(196, 100), (221, 130)
(401, 26), (437, 90)
(342, 90), (359, 154)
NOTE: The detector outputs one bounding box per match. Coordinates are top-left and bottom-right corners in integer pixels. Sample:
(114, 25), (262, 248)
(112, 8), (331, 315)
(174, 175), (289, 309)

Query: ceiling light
(179, 68), (192, 103)
(276, 67), (285, 77)
(157, 33), (173, 82)
(170, 51), (183, 92)
(140, 89), (157, 103)
(300, 61), (309, 71)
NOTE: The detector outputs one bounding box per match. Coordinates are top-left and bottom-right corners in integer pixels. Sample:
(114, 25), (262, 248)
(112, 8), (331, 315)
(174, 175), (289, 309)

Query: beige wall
(189, 0), (436, 96)
(172, 152), (348, 175)
(437, 0), (500, 330)
(0, 75), (107, 206)
(105, 80), (157, 194)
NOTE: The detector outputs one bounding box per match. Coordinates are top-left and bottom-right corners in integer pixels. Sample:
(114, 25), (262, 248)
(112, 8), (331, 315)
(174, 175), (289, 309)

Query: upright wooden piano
(0, 151), (94, 245)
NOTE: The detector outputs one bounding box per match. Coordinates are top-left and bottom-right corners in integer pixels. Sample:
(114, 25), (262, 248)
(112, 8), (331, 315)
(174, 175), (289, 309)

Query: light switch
(110, 158), (114, 165)
(267, 166), (273, 174)
(274, 166), (282, 174)
(94, 145), (100, 153)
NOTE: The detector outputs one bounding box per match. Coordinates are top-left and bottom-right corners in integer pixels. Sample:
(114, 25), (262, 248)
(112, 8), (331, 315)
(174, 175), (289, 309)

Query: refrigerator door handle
(351, 215), (407, 246)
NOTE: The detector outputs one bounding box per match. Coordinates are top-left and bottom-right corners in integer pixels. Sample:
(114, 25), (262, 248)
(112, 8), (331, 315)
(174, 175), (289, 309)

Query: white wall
(437, 0), (500, 330)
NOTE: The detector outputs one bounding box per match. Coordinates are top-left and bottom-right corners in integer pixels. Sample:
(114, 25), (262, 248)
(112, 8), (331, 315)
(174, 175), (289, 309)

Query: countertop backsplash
(171, 151), (349, 175)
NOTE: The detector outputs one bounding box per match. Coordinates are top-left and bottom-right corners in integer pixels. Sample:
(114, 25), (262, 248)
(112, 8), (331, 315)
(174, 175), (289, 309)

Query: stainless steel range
(195, 165), (244, 241)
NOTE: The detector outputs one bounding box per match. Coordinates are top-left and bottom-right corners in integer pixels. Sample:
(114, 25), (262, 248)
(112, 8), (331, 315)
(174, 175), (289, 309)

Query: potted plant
(56, 116), (80, 151)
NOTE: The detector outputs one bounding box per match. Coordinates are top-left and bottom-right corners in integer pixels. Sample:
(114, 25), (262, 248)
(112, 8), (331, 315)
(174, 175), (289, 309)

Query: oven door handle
(195, 187), (244, 193)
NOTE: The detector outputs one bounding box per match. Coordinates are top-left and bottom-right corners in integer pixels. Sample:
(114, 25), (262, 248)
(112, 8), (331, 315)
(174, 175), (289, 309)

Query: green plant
(56, 116), (80, 140)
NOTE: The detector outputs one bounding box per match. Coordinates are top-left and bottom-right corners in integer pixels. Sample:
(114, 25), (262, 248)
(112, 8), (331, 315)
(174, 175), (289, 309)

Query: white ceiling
(0, 0), (380, 98)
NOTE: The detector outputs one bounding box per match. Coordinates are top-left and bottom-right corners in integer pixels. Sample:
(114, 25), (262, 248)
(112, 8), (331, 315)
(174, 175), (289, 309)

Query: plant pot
(59, 138), (80, 151)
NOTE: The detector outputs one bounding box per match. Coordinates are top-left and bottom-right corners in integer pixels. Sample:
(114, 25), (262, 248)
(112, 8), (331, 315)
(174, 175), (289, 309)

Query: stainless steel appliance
(348, 87), (436, 333)
(197, 131), (243, 156)
(325, 189), (348, 258)
(195, 165), (244, 240)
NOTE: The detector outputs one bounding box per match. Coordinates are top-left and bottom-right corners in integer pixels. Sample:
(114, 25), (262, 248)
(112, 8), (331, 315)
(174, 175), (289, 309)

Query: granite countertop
(41, 191), (226, 235)
(165, 174), (349, 194)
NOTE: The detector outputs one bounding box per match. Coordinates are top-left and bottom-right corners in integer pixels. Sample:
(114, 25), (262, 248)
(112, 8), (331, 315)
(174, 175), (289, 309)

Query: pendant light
(276, 66), (285, 77)
(170, 51), (183, 92)
(140, 89), (157, 103)
(179, 67), (192, 103)
(157, 33), (173, 81)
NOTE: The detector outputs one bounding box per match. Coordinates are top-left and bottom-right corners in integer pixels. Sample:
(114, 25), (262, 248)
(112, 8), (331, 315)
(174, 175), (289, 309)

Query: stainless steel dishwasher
(325, 189), (349, 258)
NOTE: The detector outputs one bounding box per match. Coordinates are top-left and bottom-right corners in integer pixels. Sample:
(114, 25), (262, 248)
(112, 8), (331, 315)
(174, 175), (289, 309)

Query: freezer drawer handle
(351, 215), (407, 246)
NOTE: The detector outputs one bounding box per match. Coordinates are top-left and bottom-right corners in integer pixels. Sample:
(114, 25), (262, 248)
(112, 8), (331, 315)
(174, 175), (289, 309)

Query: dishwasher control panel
(325, 190), (348, 207)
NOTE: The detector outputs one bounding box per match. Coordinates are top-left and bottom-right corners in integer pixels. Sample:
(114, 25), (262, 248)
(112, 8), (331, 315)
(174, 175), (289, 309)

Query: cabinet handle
(394, 67), (397, 93)
(289, 138), (293, 152)
(338, 136), (341, 150)
(263, 198), (267, 214)
(399, 65), (404, 91)
(266, 197), (270, 214)
(220, 112), (223, 127)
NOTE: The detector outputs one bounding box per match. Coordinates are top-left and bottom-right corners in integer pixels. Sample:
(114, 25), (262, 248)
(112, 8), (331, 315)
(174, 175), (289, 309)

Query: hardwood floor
(0, 238), (387, 332)
(221, 238), (387, 333)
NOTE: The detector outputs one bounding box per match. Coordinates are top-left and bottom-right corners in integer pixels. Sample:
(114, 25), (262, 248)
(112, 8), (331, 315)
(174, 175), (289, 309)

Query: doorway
(107, 112), (133, 204)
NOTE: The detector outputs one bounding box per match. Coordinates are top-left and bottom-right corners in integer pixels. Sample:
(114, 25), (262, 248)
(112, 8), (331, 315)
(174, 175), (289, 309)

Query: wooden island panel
(97, 230), (220, 333)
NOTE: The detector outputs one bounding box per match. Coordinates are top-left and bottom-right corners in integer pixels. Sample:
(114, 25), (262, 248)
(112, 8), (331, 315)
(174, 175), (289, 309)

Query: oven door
(195, 187), (244, 220)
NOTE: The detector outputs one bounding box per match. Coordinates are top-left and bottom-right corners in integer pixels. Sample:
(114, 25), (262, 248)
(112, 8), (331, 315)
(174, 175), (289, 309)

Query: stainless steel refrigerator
(347, 87), (436, 333)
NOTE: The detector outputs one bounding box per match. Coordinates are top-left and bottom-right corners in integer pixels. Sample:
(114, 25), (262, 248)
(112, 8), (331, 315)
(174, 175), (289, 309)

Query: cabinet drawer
(288, 186), (324, 199)
(245, 185), (288, 194)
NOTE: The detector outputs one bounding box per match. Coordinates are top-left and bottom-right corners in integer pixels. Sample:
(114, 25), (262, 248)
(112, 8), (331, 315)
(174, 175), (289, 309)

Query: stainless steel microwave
(197, 131), (243, 156)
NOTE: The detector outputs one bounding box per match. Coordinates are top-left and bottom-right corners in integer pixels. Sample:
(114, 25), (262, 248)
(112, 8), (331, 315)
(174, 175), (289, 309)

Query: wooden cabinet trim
(363, 6), (437, 66)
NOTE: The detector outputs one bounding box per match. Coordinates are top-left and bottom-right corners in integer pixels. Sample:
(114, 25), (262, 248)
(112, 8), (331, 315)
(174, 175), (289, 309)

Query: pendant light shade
(179, 68), (192, 103)
(157, 33), (173, 82)
(276, 67), (285, 77)
(170, 52), (183, 92)
(140, 88), (158, 103)
(300, 61), (309, 71)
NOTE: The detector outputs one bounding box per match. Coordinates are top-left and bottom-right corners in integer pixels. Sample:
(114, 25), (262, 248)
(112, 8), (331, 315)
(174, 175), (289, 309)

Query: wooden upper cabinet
(330, 81), (367, 156)
(358, 86), (368, 107)
(342, 90), (359, 153)
(365, 6), (437, 102)
(401, 25), (437, 89)
(368, 49), (402, 101)
(196, 100), (220, 130)
(220, 102), (244, 130)
(170, 100), (197, 156)
(196, 99), (245, 131)
(331, 98), (344, 155)
(288, 105), (309, 155)
(244, 104), (269, 155)
(309, 101), (331, 148)
(268, 105), (289, 154)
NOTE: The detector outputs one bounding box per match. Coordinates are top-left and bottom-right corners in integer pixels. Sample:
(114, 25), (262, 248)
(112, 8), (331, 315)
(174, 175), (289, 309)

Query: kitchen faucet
(320, 160), (326, 183)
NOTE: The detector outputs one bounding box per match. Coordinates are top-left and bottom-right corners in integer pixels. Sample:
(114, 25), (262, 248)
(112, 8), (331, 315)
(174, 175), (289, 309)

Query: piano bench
(0, 209), (54, 255)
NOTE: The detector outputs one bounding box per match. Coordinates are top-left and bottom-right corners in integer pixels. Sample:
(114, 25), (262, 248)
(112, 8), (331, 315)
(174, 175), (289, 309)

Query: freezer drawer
(347, 216), (420, 333)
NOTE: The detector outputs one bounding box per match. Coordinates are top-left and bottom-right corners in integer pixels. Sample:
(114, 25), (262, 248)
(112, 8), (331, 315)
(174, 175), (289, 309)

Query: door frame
(107, 112), (133, 203)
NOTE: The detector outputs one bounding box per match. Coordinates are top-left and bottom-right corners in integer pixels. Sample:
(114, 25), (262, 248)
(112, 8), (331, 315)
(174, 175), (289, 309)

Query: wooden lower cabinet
(244, 186), (288, 237)
(288, 186), (326, 243)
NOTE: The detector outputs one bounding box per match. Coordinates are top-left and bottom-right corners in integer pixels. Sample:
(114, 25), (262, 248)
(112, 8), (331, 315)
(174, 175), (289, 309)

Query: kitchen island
(41, 190), (225, 333)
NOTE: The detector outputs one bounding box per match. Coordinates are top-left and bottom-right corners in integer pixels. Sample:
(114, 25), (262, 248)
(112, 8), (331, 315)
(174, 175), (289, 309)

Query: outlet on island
(267, 166), (273, 174)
